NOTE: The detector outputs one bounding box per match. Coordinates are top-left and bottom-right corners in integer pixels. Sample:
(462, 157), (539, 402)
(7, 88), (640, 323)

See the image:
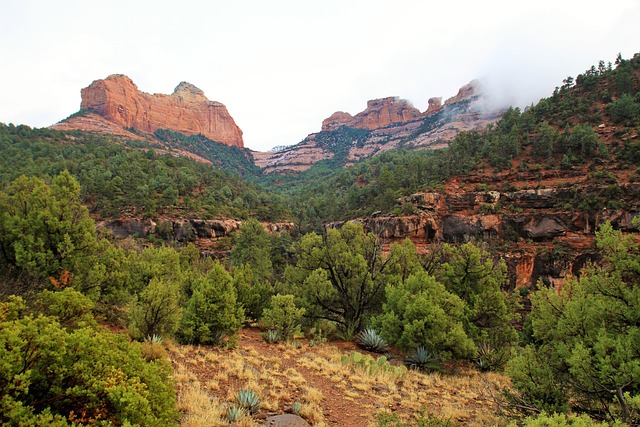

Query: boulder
(262, 414), (310, 426)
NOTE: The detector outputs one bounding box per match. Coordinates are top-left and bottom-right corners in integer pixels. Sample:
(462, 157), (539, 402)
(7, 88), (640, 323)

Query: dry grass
(168, 329), (512, 427)
(176, 382), (225, 427)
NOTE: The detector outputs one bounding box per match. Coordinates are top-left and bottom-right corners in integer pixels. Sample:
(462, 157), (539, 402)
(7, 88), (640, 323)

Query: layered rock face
(329, 182), (640, 291)
(97, 218), (295, 255)
(255, 80), (502, 173)
(77, 75), (243, 147)
(321, 97), (423, 132)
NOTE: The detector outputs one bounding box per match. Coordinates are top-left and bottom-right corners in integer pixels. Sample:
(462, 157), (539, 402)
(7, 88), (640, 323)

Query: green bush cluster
(0, 294), (178, 426)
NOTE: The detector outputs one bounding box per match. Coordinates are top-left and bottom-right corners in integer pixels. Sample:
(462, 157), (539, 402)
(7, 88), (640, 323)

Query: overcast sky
(1, 0), (638, 152)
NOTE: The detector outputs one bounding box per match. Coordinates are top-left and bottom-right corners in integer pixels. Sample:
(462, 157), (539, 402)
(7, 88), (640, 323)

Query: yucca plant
(405, 346), (440, 372)
(356, 328), (388, 353)
(226, 405), (246, 422)
(262, 329), (281, 344)
(235, 388), (261, 415)
(292, 401), (302, 414)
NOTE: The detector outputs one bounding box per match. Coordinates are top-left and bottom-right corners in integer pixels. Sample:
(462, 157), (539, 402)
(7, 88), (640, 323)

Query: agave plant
(262, 329), (281, 344)
(226, 405), (246, 422)
(235, 388), (261, 415)
(475, 341), (507, 372)
(144, 334), (163, 344)
(356, 328), (388, 353)
(405, 346), (440, 372)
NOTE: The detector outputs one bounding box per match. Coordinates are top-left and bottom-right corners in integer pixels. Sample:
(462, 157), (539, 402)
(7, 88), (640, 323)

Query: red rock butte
(321, 80), (481, 132)
(79, 74), (244, 147)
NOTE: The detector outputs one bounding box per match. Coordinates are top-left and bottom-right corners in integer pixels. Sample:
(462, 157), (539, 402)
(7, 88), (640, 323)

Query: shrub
(405, 347), (441, 372)
(377, 409), (458, 426)
(608, 94), (640, 125)
(340, 351), (407, 378)
(34, 287), (96, 329)
(0, 296), (178, 426)
(226, 405), (246, 423)
(261, 294), (305, 342)
(262, 329), (282, 344)
(474, 341), (508, 372)
(506, 223), (640, 425)
(507, 412), (626, 426)
(177, 261), (244, 346)
(370, 272), (474, 360)
(232, 264), (273, 322)
(128, 277), (182, 340)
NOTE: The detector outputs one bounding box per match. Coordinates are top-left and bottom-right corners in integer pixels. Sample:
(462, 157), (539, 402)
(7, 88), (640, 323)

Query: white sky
(0, 0), (638, 152)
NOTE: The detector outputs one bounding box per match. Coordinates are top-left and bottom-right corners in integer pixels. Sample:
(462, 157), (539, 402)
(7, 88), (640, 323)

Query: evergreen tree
(507, 223), (640, 425)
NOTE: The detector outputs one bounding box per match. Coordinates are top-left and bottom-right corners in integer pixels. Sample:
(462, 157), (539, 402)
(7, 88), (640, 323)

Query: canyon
(51, 74), (504, 174)
(48, 67), (640, 294)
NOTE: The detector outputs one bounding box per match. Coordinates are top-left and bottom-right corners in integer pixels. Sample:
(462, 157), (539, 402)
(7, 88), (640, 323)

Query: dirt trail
(237, 328), (371, 426)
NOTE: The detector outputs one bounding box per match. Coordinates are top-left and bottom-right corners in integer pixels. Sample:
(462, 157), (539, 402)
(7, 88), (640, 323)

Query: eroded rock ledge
(329, 185), (640, 291)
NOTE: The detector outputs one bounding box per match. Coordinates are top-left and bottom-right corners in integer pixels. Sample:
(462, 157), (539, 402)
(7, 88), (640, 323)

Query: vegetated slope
(280, 53), (640, 231)
(0, 124), (289, 221)
(154, 128), (260, 177)
(288, 53), (640, 294)
(170, 327), (509, 427)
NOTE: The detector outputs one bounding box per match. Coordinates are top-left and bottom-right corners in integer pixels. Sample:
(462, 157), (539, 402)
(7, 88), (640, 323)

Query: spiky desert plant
(405, 347), (440, 372)
(356, 328), (388, 353)
(475, 341), (507, 372)
(262, 329), (281, 344)
(235, 388), (261, 415)
(144, 333), (163, 344)
(226, 405), (246, 422)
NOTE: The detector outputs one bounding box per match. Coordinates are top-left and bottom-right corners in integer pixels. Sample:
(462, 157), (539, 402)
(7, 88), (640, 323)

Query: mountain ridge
(254, 80), (504, 173)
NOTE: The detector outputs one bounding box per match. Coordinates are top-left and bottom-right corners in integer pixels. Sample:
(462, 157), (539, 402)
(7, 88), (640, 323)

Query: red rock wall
(322, 97), (422, 131)
(80, 75), (244, 147)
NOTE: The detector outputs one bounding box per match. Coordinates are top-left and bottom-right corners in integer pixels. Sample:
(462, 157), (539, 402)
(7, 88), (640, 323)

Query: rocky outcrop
(51, 112), (147, 140)
(330, 184), (640, 291)
(444, 79), (481, 105)
(97, 218), (294, 246)
(63, 74), (243, 147)
(322, 97), (422, 132)
(255, 80), (504, 173)
(426, 97), (443, 114)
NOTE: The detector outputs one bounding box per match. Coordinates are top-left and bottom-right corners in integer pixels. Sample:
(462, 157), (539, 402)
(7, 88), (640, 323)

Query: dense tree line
(0, 124), (289, 221)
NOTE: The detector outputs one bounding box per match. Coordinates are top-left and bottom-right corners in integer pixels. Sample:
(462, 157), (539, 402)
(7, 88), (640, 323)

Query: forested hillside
(274, 53), (640, 231)
(0, 124), (289, 221)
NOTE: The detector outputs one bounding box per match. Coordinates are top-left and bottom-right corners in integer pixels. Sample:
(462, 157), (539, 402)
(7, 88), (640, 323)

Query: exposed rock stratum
(54, 74), (244, 147)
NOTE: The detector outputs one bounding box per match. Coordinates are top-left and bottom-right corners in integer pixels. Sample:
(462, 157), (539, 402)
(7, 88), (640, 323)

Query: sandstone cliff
(330, 182), (639, 292)
(321, 97), (423, 132)
(255, 80), (503, 173)
(56, 74), (244, 148)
